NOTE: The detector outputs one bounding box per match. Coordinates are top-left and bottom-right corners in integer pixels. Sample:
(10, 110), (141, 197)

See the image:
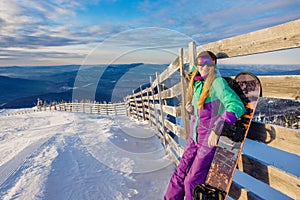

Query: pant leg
(184, 144), (216, 200)
(164, 137), (198, 200)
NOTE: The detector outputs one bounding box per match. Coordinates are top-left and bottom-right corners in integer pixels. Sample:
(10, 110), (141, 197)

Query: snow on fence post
(133, 90), (139, 120)
(156, 72), (167, 148)
(125, 96), (130, 117)
(146, 87), (152, 126)
(127, 97), (131, 117)
(140, 85), (146, 120)
(37, 98), (42, 111)
(150, 76), (158, 131)
(129, 96), (132, 117)
(128, 95), (131, 116)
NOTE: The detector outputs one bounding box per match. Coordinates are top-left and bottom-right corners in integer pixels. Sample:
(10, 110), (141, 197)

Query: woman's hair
(187, 51), (217, 109)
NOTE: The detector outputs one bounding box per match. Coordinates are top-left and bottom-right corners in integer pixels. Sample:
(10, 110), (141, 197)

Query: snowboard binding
(192, 184), (225, 200)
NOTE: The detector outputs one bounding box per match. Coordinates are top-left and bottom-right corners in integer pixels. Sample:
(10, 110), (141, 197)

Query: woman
(164, 51), (245, 200)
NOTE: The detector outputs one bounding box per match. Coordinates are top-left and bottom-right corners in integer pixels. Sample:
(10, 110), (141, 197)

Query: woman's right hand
(185, 101), (194, 114)
(208, 131), (219, 148)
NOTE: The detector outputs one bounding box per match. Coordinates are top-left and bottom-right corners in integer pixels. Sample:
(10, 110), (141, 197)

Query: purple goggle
(197, 57), (215, 66)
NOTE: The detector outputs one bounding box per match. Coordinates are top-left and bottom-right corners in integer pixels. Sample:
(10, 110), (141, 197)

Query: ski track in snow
(0, 110), (174, 200)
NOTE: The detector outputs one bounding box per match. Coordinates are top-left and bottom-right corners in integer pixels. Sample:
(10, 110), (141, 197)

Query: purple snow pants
(164, 131), (216, 200)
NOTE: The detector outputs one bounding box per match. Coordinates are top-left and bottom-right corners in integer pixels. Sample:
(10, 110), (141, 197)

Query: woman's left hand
(208, 131), (219, 148)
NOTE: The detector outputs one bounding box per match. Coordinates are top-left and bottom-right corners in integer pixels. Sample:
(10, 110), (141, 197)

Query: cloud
(0, 49), (83, 60)
(0, 1), (101, 47)
(178, 0), (300, 44)
(0, 35), (80, 48)
(1, 0), (300, 66)
(0, 47), (86, 67)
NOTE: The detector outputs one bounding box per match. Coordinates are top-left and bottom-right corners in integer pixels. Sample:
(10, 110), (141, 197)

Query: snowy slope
(0, 110), (174, 200)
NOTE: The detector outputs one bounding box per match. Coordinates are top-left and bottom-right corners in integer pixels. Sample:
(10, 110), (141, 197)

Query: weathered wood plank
(160, 82), (182, 99)
(162, 104), (180, 117)
(198, 19), (300, 58)
(240, 154), (300, 200)
(130, 91), (141, 98)
(229, 182), (262, 200)
(166, 148), (180, 166)
(146, 87), (152, 124)
(179, 47), (190, 140)
(152, 57), (180, 88)
(187, 41), (196, 71)
(248, 122), (300, 156)
(147, 95), (155, 101)
(134, 97), (143, 101)
(165, 133), (184, 157)
(147, 102), (181, 119)
(156, 71), (167, 147)
(132, 90), (139, 120)
(258, 75), (300, 100)
(164, 119), (186, 140)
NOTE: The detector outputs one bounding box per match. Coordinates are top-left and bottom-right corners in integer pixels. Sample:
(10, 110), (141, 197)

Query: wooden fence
(5, 101), (127, 116)
(39, 101), (127, 116)
(125, 19), (300, 200)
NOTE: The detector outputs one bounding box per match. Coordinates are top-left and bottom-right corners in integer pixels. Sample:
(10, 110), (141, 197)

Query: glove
(185, 101), (194, 114)
(208, 131), (219, 148)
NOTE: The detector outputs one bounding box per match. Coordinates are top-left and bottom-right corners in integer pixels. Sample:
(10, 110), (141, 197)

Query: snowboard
(193, 72), (261, 200)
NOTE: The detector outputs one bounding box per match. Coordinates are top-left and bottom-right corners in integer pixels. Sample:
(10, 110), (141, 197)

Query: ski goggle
(196, 57), (215, 67)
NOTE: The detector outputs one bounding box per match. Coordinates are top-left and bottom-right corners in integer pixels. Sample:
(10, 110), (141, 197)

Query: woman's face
(196, 57), (215, 78)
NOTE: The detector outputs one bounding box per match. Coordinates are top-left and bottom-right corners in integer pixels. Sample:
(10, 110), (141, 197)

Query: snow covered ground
(0, 109), (174, 200)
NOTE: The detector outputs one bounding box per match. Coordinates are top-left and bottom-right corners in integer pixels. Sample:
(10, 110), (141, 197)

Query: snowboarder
(164, 51), (246, 200)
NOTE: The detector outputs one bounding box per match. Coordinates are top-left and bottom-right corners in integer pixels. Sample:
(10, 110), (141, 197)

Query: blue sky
(0, 0), (300, 66)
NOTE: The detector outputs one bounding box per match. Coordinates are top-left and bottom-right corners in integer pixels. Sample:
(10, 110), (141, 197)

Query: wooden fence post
(133, 90), (139, 120)
(97, 103), (100, 115)
(156, 72), (167, 148)
(106, 102), (109, 115)
(126, 96), (131, 117)
(146, 87), (151, 125)
(140, 85), (146, 120)
(162, 83), (167, 105)
(188, 41), (196, 72)
(179, 47), (190, 140)
(150, 76), (159, 132)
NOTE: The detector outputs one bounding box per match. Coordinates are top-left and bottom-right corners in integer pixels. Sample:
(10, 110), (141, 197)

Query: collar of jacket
(194, 75), (204, 81)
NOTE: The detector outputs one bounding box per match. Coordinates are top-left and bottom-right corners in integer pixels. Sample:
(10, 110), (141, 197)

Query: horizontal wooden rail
(248, 122), (300, 156)
(160, 82), (182, 99)
(197, 19), (300, 58)
(152, 57), (180, 88)
(164, 119), (185, 139)
(239, 153), (300, 199)
(258, 75), (300, 100)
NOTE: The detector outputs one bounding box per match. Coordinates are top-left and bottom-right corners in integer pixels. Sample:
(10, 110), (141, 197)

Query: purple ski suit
(164, 76), (245, 200)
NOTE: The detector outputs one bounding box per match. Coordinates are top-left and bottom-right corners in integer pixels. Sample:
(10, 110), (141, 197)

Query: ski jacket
(191, 75), (245, 143)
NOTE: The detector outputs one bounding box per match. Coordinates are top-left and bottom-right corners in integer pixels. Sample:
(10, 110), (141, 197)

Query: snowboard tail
(193, 72), (261, 200)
